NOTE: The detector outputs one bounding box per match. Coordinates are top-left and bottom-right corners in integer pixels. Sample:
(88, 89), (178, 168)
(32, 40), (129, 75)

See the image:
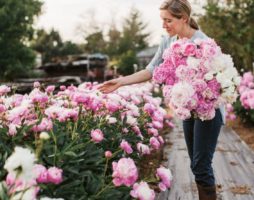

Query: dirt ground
(226, 117), (254, 151)
(139, 127), (172, 192)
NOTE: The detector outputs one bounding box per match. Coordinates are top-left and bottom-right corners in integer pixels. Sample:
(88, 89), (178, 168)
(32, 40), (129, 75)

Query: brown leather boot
(197, 184), (216, 200)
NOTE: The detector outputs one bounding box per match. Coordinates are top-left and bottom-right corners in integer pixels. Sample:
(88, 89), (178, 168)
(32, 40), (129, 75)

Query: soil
(139, 127), (172, 192)
(226, 117), (254, 151)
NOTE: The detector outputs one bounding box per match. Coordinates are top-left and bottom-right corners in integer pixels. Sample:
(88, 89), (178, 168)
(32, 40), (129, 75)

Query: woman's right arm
(98, 69), (152, 94)
(98, 36), (168, 93)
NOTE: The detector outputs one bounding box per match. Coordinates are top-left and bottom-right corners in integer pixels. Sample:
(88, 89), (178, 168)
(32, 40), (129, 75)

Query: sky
(35, 0), (206, 45)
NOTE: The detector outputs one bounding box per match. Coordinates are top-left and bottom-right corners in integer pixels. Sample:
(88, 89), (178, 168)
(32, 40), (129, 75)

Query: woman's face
(160, 10), (186, 37)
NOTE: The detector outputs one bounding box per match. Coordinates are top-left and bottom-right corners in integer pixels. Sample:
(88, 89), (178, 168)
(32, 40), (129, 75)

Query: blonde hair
(160, 0), (199, 30)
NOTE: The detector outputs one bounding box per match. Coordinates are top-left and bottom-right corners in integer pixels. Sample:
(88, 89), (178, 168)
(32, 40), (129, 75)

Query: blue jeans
(182, 109), (222, 187)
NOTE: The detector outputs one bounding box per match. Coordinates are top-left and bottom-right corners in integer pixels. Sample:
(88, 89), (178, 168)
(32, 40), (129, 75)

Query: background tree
(118, 50), (139, 75)
(0, 0), (42, 80)
(60, 41), (83, 57)
(105, 22), (121, 58)
(199, 0), (254, 72)
(32, 29), (63, 63)
(77, 8), (107, 54)
(32, 29), (82, 64)
(117, 8), (150, 75)
(77, 7), (150, 75)
(84, 31), (107, 54)
(118, 8), (149, 54)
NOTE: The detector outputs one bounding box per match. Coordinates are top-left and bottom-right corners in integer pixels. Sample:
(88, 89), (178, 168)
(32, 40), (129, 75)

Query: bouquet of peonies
(153, 38), (241, 120)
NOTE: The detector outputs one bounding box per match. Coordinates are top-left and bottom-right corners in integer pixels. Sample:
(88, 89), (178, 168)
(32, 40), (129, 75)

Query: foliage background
(198, 0), (254, 72)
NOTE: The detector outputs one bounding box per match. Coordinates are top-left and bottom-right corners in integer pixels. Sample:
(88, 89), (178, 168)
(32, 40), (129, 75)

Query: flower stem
(95, 182), (114, 198)
(50, 130), (57, 165)
(103, 158), (108, 178)
(71, 121), (78, 140)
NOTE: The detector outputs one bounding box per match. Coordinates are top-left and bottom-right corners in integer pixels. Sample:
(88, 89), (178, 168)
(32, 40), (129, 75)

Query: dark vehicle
(39, 53), (108, 82)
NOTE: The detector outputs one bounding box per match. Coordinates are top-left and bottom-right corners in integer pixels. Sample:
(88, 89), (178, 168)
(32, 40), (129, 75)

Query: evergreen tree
(117, 8), (150, 75)
(118, 50), (139, 75)
(119, 8), (150, 54)
(106, 22), (121, 58)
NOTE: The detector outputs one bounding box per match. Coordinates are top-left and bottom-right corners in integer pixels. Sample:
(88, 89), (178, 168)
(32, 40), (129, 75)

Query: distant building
(137, 45), (158, 69)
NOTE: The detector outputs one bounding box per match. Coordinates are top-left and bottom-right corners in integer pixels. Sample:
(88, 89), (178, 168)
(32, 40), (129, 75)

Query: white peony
(204, 72), (214, 81)
(210, 54), (227, 72)
(223, 67), (238, 80)
(221, 79), (233, 88)
(170, 82), (195, 107)
(126, 104), (140, 117)
(11, 187), (38, 200)
(233, 76), (241, 85)
(39, 132), (50, 140)
(106, 116), (117, 124)
(223, 54), (234, 68)
(222, 90), (238, 103)
(126, 115), (137, 126)
(187, 57), (200, 69)
(216, 73), (231, 88)
(107, 93), (123, 103)
(4, 147), (36, 182)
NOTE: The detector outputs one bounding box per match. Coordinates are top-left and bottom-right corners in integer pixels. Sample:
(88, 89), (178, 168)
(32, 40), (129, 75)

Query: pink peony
(33, 82), (40, 88)
(0, 85), (11, 96)
(105, 151), (112, 158)
(112, 158), (138, 187)
(72, 92), (90, 104)
(149, 137), (161, 150)
(32, 118), (53, 132)
(120, 140), (133, 154)
(137, 143), (151, 155)
(45, 85), (55, 93)
(143, 103), (156, 115)
(130, 181), (155, 200)
(156, 166), (173, 191)
(183, 43), (196, 56)
(105, 101), (121, 113)
(5, 173), (16, 186)
(152, 121), (163, 129)
(60, 85), (66, 91)
(148, 128), (159, 136)
(158, 136), (165, 144)
(47, 167), (63, 184)
(34, 164), (48, 183)
(30, 89), (49, 104)
(90, 129), (104, 143)
(8, 124), (18, 136)
(132, 125), (142, 135)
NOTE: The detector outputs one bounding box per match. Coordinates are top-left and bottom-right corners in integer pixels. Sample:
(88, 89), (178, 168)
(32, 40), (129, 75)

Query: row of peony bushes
(0, 82), (174, 200)
(226, 71), (254, 124)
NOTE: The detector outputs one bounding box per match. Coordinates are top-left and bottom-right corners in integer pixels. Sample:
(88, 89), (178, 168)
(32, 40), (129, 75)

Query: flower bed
(226, 71), (254, 150)
(234, 72), (254, 124)
(0, 82), (174, 200)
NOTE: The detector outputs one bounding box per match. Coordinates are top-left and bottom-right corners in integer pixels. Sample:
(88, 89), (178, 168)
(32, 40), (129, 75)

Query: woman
(99, 1), (223, 199)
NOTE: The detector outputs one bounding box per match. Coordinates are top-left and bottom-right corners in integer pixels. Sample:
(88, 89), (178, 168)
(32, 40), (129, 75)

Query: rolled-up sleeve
(146, 36), (169, 74)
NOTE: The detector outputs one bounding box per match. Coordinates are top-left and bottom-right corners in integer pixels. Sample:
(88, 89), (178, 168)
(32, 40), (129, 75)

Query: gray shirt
(146, 30), (225, 124)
